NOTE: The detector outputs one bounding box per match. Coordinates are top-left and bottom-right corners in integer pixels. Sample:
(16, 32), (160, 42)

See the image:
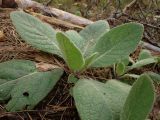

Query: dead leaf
(36, 62), (60, 72)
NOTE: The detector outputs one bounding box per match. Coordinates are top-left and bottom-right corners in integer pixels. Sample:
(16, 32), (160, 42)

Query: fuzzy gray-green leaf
(79, 20), (110, 56)
(92, 23), (144, 67)
(120, 74), (155, 120)
(147, 72), (160, 83)
(6, 69), (63, 111)
(116, 62), (126, 76)
(65, 30), (86, 53)
(10, 11), (61, 56)
(0, 60), (36, 81)
(82, 52), (98, 70)
(0, 60), (37, 101)
(56, 32), (84, 71)
(73, 79), (131, 120)
(138, 49), (152, 61)
(128, 57), (158, 70)
(68, 74), (78, 84)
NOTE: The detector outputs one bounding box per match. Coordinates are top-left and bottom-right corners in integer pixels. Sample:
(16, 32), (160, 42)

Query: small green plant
(10, 11), (143, 72)
(0, 11), (156, 120)
(115, 49), (160, 81)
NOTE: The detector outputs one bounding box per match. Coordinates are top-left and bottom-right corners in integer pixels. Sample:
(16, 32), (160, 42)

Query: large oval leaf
(0, 60), (37, 101)
(0, 60), (36, 81)
(92, 23), (144, 67)
(73, 79), (131, 120)
(0, 60), (63, 111)
(56, 32), (84, 71)
(10, 11), (61, 56)
(6, 69), (63, 111)
(120, 74), (155, 120)
(79, 20), (110, 56)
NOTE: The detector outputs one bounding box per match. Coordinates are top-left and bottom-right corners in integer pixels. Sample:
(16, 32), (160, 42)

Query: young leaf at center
(56, 32), (85, 71)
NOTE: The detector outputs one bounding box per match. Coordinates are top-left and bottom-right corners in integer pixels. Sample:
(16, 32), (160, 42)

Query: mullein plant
(0, 11), (156, 120)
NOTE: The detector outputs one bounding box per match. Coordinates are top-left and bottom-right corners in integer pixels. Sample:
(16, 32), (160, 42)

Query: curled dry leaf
(36, 62), (60, 72)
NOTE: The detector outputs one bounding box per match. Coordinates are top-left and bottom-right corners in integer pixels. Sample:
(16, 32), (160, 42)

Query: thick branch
(15, 0), (93, 26)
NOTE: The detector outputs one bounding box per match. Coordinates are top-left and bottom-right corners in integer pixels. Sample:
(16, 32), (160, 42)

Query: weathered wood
(29, 11), (84, 29)
(142, 42), (160, 53)
(15, 0), (93, 26)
